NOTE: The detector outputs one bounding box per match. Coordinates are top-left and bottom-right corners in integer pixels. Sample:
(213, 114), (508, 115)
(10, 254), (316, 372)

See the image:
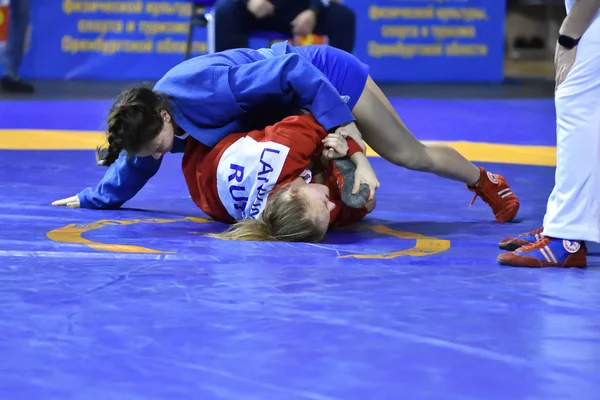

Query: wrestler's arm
(319, 131), (378, 203)
(349, 150), (379, 199)
(76, 153), (163, 209)
(224, 53), (355, 131)
(52, 153), (163, 209)
(560, 0), (600, 38)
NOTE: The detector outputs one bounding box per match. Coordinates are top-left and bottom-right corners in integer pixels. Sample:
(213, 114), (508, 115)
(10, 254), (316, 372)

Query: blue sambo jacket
(78, 42), (355, 209)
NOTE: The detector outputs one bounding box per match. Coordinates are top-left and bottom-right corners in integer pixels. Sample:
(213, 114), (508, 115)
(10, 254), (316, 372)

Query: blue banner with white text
(1, 0), (506, 82)
(351, 1), (506, 82)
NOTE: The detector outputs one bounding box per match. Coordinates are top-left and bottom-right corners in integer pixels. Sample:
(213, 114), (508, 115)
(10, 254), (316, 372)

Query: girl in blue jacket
(52, 42), (519, 223)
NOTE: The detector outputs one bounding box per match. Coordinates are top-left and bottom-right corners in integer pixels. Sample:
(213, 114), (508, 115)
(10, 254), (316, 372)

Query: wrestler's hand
(350, 152), (380, 200)
(247, 0), (274, 19)
(554, 41), (577, 90)
(322, 132), (348, 159)
(51, 195), (80, 208)
(335, 122), (367, 153)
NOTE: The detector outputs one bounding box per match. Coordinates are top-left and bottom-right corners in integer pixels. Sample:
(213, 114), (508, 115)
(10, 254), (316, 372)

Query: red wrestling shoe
(498, 227), (544, 251)
(497, 237), (587, 268)
(467, 167), (520, 222)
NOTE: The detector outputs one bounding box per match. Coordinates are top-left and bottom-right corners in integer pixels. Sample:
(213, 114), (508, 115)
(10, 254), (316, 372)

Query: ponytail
(208, 185), (327, 242)
(207, 219), (275, 241)
(96, 133), (124, 166)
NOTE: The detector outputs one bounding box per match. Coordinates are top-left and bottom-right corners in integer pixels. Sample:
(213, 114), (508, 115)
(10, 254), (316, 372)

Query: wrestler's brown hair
(208, 184), (327, 243)
(96, 85), (170, 167)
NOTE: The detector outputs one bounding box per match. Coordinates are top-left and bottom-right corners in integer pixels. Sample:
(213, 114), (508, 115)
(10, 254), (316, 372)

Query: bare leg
(352, 76), (481, 186)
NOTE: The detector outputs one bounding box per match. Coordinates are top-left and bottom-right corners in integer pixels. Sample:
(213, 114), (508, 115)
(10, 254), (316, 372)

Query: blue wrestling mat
(0, 98), (598, 400)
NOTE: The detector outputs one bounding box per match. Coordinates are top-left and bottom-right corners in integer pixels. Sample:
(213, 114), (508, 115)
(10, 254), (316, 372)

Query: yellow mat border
(0, 129), (556, 167)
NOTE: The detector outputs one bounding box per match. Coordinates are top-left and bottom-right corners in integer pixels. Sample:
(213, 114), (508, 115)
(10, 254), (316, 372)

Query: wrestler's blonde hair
(208, 184), (326, 242)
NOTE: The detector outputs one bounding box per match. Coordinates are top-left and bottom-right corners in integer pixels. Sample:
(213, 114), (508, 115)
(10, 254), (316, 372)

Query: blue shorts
(294, 45), (369, 111)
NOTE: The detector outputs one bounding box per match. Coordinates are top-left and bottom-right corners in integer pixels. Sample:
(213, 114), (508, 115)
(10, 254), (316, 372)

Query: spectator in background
(213, 0), (355, 53)
(1, 0), (33, 93)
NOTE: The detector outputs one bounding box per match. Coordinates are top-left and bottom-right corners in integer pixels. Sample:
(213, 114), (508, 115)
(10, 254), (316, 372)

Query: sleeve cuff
(312, 101), (354, 132)
(345, 137), (363, 157)
(77, 189), (93, 209)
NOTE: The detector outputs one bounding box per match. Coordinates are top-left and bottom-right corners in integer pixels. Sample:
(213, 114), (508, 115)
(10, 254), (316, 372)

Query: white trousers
(543, 17), (600, 242)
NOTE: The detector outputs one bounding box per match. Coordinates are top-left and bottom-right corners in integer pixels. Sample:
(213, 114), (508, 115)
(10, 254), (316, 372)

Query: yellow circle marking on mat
(0, 129), (557, 166)
(340, 224), (450, 259)
(46, 217), (212, 253)
(47, 217), (448, 258)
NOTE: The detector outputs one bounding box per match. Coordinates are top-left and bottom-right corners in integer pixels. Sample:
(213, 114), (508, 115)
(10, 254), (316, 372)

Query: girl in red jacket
(182, 112), (377, 242)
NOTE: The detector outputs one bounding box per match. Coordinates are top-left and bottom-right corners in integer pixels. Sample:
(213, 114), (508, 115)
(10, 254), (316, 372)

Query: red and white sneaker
(499, 227), (544, 251)
(467, 167), (520, 222)
(497, 237), (587, 268)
